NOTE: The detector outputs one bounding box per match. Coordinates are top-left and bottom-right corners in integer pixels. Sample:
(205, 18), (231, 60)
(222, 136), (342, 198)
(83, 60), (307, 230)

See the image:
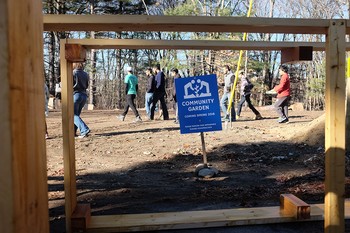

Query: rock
(198, 168), (216, 178)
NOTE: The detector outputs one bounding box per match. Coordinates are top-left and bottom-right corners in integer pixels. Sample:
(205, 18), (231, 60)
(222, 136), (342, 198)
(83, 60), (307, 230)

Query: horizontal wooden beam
(66, 39), (350, 51)
(85, 200), (350, 232)
(281, 46), (313, 63)
(44, 15), (333, 34)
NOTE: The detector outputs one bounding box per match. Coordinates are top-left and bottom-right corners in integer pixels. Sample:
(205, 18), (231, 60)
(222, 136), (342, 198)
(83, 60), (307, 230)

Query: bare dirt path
(46, 108), (349, 232)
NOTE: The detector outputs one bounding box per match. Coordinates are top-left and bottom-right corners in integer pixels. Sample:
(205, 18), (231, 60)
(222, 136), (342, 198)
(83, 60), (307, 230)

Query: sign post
(175, 74), (222, 177)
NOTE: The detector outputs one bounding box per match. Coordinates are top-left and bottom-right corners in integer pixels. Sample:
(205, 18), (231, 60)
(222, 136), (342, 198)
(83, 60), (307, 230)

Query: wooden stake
(325, 20), (346, 233)
(200, 132), (207, 165)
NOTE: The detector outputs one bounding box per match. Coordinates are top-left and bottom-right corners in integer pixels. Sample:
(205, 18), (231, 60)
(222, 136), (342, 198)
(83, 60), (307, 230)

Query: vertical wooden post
(60, 40), (77, 233)
(346, 57), (350, 152)
(325, 20), (346, 233)
(0, 1), (49, 233)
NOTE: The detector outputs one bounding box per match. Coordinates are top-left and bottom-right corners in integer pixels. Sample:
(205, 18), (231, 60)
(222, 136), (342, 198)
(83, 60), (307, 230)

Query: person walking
(170, 68), (182, 123)
(150, 64), (169, 120)
(44, 83), (50, 139)
(55, 77), (61, 109)
(118, 67), (142, 122)
(73, 62), (90, 138)
(236, 71), (262, 120)
(145, 68), (156, 120)
(269, 64), (291, 123)
(220, 65), (236, 121)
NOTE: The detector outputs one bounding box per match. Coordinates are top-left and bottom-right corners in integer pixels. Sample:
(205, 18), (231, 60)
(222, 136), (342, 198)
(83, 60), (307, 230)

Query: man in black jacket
(150, 64), (169, 120)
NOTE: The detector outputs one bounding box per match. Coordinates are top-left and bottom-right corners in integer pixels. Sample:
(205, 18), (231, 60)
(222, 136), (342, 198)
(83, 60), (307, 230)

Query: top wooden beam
(43, 14), (333, 34)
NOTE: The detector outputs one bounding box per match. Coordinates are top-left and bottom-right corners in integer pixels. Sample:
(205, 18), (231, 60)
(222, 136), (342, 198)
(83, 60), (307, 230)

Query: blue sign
(175, 74), (222, 134)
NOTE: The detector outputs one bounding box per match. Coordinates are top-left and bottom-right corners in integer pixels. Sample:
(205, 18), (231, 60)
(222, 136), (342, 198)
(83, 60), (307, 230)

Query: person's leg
(175, 95), (179, 123)
(128, 94), (140, 117)
(220, 93), (228, 119)
(236, 95), (246, 116)
(159, 93), (169, 120)
(281, 96), (290, 118)
(121, 95), (130, 116)
(274, 96), (289, 123)
(145, 93), (152, 118)
(150, 93), (160, 120)
(45, 120), (49, 139)
(74, 93), (89, 135)
(73, 93), (81, 132)
(230, 101), (236, 121)
(245, 94), (260, 116)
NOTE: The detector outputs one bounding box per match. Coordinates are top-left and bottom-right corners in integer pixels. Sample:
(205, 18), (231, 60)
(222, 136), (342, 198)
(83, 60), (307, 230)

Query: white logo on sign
(184, 79), (211, 99)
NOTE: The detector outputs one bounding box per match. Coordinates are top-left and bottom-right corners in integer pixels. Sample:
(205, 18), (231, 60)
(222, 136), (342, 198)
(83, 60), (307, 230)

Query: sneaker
(78, 129), (90, 139)
(255, 114), (263, 120)
(236, 115), (240, 119)
(133, 116), (142, 122)
(278, 117), (289, 123)
(117, 115), (125, 121)
(45, 133), (49, 139)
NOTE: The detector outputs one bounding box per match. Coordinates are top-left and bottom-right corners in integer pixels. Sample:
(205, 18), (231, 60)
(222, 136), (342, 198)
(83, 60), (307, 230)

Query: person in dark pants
(170, 68), (182, 123)
(118, 67), (142, 122)
(73, 62), (90, 138)
(150, 64), (169, 120)
(269, 64), (291, 123)
(236, 71), (262, 120)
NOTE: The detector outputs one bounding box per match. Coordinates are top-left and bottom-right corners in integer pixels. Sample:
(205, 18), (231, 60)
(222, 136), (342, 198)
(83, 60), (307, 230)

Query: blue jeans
(74, 92), (89, 135)
(145, 92), (154, 117)
(220, 92), (236, 120)
(145, 92), (158, 118)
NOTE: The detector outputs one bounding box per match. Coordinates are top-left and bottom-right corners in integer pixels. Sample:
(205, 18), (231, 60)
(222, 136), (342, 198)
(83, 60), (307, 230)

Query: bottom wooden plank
(85, 200), (350, 233)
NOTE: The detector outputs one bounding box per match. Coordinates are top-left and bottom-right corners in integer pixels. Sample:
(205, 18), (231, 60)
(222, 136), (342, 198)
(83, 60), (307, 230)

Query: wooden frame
(0, 1), (49, 233)
(64, 39), (350, 51)
(43, 15), (347, 233)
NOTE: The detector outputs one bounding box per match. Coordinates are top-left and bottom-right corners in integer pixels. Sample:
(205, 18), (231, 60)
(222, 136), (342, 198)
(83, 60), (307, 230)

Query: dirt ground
(46, 107), (350, 232)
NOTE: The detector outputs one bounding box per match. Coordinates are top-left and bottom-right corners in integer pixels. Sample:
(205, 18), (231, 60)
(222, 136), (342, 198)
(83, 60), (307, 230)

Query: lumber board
(281, 46), (313, 63)
(61, 40), (77, 233)
(43, 14), (331, 34)
(325, 20), (346, 233)
(1, 1), (49, 233)
(72, 204), (91, 232)
(280, 194), (310, 219)
(84, 201), (350, 232)
(66, 39), (335, 51)
(65, 44), (86, 62)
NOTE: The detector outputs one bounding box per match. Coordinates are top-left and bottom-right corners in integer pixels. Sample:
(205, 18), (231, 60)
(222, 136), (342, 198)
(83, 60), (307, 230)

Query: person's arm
(136, 84), (138, 93)
(125, 83), (129, 95)
(146, 77), (152, 92)
(72, 71), (77, 89)
(155, 73), (161, 89)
